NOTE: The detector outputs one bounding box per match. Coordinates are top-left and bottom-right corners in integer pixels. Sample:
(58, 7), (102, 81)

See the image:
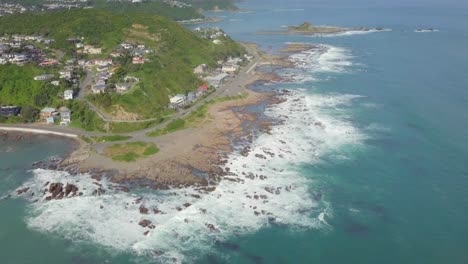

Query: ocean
(2, 0), (468, 263)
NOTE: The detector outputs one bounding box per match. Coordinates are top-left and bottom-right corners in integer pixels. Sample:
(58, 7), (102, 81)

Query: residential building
(84, 45), (102, 55)
(194, 64), (207, 75)
(115, 83), (131, 94)
(40, 107), (56, 122)
(34, 74), (54, 81)
(64, 89), (73, 100)
(132, 56), (144, 64)
(59, 70), (72, 79)
(169, 94), (187, 108)
(59, 106), (71, 125)
(0, 106), (21, 117)
(221, 64), (239, 73)
(92, 84), (106, 94)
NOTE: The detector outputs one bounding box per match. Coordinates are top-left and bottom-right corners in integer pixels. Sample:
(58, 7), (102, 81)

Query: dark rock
(139, 205), (149, 214)
(64, 183), (79, 197)
(255, 154), (267, 159)
(139, 219), (152, 228)
(205, 223), (219, 232)
(16, 187), (29, 195)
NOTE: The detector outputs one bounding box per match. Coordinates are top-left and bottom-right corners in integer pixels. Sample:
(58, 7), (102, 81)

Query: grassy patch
(94, 135), (131, 142)
(104, 141), (159, 162)
(147, 118), (186, 137)
(146, 93), (249, 137)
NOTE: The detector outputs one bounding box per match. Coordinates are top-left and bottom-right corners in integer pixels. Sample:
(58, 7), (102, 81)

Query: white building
(64, 89), (73, 100)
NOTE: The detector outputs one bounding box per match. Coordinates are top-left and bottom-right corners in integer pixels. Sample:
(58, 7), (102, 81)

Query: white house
(64, 90), (74, 100)
(221, 65), (239, 73)
(59, 106), (71, 125)
(34, 74), (54, 81)
(115, 83), (131, 94)
(169, 94), (187, 108)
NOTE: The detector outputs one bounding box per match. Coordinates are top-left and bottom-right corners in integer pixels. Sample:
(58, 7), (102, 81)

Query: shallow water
(2, 1), (468, 263)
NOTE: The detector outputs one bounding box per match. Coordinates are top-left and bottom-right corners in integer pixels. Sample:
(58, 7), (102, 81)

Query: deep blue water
(1, 1), (468, 263)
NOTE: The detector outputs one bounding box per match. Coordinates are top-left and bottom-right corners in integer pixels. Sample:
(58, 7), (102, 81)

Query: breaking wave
(12, 44), (366, 263)
(315, 28), (392, 38)
(281, 44), (354, 83)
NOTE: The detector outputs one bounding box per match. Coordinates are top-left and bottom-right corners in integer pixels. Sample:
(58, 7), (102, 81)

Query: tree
(21, 106), (39, 123)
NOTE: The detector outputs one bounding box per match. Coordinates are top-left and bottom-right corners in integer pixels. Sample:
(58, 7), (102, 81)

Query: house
(59, 70), (72, 79)
(124, 76), (140, 83)
(115, 83), (131, 94)
(221, 64), (239, 73)
(204, 73), (228, 88)
(84, 45), (102, 55)
(75, 43), (84, 49)
(186, 92), (197, 103)
(64, 89), (73, 100)
(169, 94), (187, 108)
(132, 56), (144, 64)
(34, 74), (54, 81)
(92, 84), (106, 94)
(198, 83), (209, 94)
(39, 59), (59, 66)
(194, 64), (207, 75)
(94, 58), (113, 67)
(51, 80), (60, 86)
(0, 106), (21, 117)
(40, 107), (56, 122)
(59, 106), (71, 125)
(213, 39), (222, 45)
(45, 116), (55, 124)
(110, 51), (123, 58)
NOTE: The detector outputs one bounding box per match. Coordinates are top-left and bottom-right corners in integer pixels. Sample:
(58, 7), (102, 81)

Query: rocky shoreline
(8, 43), (305, 200)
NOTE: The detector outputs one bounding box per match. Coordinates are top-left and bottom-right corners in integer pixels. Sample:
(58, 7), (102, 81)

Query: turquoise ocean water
(1, 1), (468, 263)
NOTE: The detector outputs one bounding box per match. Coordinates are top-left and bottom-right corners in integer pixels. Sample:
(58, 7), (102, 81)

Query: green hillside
(0, 9), (246, 122)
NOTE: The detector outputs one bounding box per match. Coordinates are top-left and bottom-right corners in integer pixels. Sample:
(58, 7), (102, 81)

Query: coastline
(2, 42), (302, 190)
(0, 127), (78, 138)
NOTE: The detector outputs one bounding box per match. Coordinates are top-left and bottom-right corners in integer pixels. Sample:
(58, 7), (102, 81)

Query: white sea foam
(415, 29), (439, 33)
(13, 87), (365, 263)
(313, 28), (392, 38)
(281, 44), (354, 83)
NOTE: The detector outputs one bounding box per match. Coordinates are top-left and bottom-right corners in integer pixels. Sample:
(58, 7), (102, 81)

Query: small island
(258, 22), (386, 36)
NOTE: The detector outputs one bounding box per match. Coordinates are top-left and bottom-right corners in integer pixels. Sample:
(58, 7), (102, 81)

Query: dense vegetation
(0, 9), (246, 126)
(8, 0), (239, 20)
(92, 0), (202, 20)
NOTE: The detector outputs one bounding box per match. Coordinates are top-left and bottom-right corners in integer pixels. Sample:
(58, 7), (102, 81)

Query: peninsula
(258, 22), (386, 36)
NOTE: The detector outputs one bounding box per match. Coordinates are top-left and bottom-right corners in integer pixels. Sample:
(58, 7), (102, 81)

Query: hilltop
(1, 0), (239, 20)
